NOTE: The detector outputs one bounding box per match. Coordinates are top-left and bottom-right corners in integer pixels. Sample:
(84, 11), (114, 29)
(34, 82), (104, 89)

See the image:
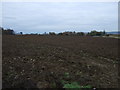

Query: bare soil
(2, 35), (119, 88)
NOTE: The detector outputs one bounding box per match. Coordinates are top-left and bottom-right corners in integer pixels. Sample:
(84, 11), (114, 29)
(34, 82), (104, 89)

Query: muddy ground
(2, 35), (119, 88)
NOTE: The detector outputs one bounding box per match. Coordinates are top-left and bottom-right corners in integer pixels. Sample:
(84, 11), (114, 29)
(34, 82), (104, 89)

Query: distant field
(2, 35), (119, 88)
(108, 34), (120, 39)
(102, 34), (120, 39)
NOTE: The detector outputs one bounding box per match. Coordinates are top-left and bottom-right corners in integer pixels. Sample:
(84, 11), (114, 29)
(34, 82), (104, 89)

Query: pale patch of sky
(2, 2), (118, 34)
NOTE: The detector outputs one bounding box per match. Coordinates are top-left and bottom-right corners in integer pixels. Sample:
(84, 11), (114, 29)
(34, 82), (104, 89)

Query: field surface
(2, 35), (119, 88)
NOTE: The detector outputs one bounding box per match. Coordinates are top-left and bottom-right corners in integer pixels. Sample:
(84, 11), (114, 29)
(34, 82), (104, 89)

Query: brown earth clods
(2, 35), (119, 89)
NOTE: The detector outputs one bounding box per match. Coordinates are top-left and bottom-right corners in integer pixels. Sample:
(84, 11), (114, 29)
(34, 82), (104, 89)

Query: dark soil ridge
(2, 35), (119, 88)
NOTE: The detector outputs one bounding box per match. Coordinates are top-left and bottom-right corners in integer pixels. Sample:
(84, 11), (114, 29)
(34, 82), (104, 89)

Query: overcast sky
(2, 2), (118, 34)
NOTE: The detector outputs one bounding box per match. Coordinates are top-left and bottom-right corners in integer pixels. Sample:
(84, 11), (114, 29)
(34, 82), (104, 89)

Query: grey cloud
(2, 2), (118, 33)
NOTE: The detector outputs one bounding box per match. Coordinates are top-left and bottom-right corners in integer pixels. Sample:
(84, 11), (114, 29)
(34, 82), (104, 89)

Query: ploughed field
(2, 35), (119, 88)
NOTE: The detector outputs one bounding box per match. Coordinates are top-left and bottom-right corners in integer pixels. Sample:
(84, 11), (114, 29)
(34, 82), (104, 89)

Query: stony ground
(2, 35), (119, 88)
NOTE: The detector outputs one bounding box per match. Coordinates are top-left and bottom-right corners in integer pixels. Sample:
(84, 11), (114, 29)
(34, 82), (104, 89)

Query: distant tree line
(57, 31), (85, 36)
(87, 30), (106, 36)
(0, 27), (23, 35)
(0, 27), (15, 35)
(1, 27), (107, 36)
(48, 30), (106, 36)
